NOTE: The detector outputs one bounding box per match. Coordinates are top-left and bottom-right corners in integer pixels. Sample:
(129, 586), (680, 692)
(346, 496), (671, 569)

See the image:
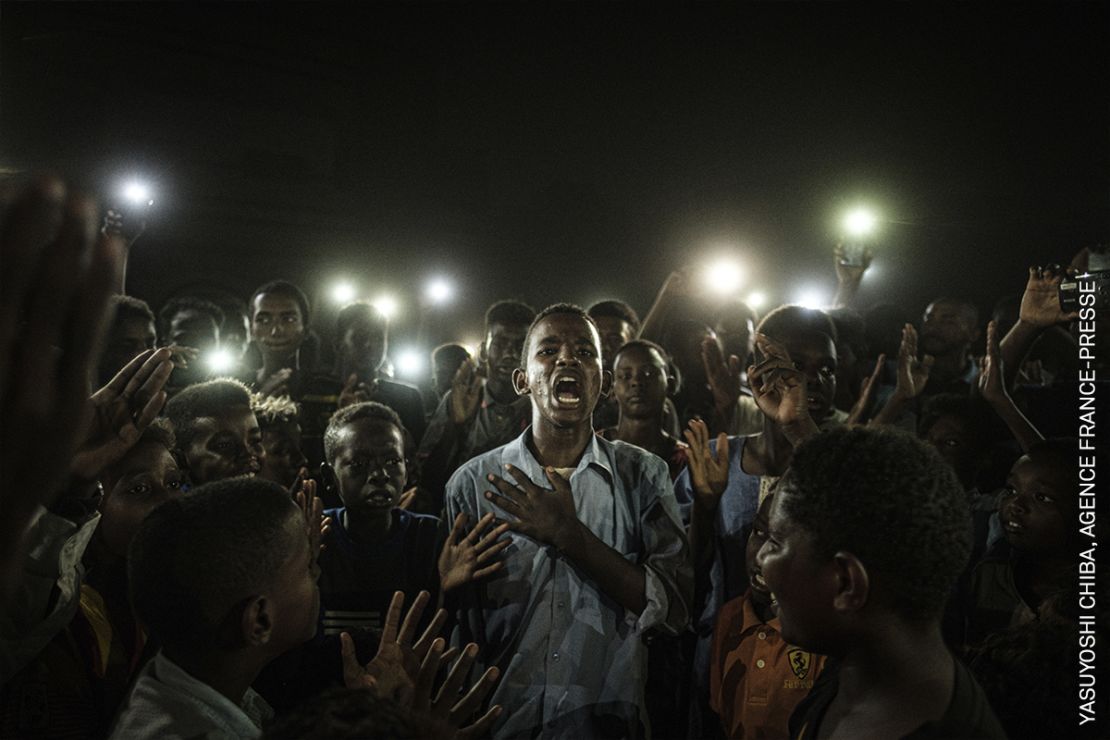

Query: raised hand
(978, 320), (1007, 405)
(1018, 265), (1080, 327)
(293, 477), (329, 554)
(341, 590), (451, 704)
(413, 640), (502, 739)
(258, 367), (293, 397)
(834, 242), (873, 284)
(682, 419), (730, 513)
(747, 333), (816, 438)
(338, 373), (374, 408)
(484, 465), (581, 551)
(166, 344), (200, 371)
(449, 359), (483, 425)
(70, 348), (174, 480)
(702, 337), (742, 413)
(398, 487), (418, 511)
(892, 324), (933, 401)
(439, 512), (512, 593)
(845, 353), (885, 426)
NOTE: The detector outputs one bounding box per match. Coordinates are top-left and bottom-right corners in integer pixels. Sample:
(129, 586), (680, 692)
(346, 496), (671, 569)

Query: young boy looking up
(164, 378), (264, 486)
(319, 402), (441, 637)
(418, 300), (535, 504)
(599, 339), (689, 480)
(111, 478), (321, 739)
(758, 427), (1005, 739)
(252, 394), (308, 490)
(709, 493), (826, 740)
(446, 304), (692, 738)
(964, 439), (1080, 647)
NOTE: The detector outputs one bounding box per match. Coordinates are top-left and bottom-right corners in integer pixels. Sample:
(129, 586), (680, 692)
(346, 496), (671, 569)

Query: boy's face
(259, 422), (307, 489)
(515, 313), (609, 429)
(778, 331), (837, 423)
(331, 418), (407, 515)
(184, 406), (264, 486)
(921, 301), (976, 356)
(340, 316), (386, 377)
(745, 494), (775, 606)
(716, 314), (755, 364)
(593, 315), (637, 371)
(433, 351), (468, 398)
(98, 441), (184, 558)
(756, 487), (838, 652)
(485, 321), (529, 386)
(612, 345), (668, 421)
(167, 309), (220, 352)
(100, 316), (157, 383)
(222, 314), (251, 361)
(251, 293), (305, 360)
(265, 511), (322, 652)
(1000, 454), (1072, 556)
(923, 414), (979, 489)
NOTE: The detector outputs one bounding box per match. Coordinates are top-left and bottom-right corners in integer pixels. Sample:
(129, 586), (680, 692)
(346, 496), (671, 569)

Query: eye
(538, 347), (557, 356)
(820, 365), (835, 376)
(998, 487), (1017, 503)
(348, 459), (367, 470)
(127, 483), (152, 497)
(166, 476), (183, 492)
(1034, 492), (1056, 504)
(577, 347), (595, 357)
(386, 457), (404, 468)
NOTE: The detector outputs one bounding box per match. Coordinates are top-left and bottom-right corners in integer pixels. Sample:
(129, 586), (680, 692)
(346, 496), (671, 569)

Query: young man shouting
(445, 304), (692, 739)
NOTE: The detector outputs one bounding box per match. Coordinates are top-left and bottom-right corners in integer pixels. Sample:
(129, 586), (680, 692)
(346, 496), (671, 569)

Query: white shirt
(110, 651), (273, 739)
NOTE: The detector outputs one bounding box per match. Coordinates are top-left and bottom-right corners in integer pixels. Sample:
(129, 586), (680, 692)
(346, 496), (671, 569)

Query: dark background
(2, 2), (1107, 367)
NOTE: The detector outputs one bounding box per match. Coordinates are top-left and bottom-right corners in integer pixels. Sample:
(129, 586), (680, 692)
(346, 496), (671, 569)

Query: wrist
(553, 517), (586, 555)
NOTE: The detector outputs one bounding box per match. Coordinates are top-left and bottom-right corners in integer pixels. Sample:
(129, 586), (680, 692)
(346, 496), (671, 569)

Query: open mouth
(364, 489), (395, 507)
(1004, 518), (1024, 533)
(554, 375), (583, 407)
(750, 570), (770, 593)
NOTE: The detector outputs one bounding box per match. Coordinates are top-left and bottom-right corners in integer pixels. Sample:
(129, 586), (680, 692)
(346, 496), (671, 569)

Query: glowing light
(843, 208), (877, 237)
(745, 291), (767, 310)
(703, 258), (745, 296)
(396, 348), (424, 378)
(331, 282), (356, 304)
(122, 181), (154, 206)
(793, 288), (829, 310)
(373, 295), (398, 320)
(426, 278), (453, 305)
(205, 348), (236, 374)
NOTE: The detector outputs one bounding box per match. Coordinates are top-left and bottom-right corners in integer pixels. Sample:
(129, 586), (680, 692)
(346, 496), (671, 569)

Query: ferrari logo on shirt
(788, 647), (811, 680)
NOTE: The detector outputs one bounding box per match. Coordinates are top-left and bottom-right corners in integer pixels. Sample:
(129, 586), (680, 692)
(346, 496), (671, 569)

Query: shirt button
(756, 659), (766, 669)
(757, 631), (766, 640)
(552, 652), (560, 662)
(557, 601), (566, 608)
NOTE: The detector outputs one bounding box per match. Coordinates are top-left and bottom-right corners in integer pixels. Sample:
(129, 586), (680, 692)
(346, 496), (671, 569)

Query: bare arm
(979, 320), (1044, 453)
(639, 270), (688, 343)
(1000, 266), (1079, 391)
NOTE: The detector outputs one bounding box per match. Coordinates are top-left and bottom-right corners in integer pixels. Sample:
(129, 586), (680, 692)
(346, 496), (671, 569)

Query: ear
(240, 594), (273, 647)
(600, 368), (613, 399)
(665, 368), (678, 397)
(831, 551), (870, 613)
(512, 367), (530, 396)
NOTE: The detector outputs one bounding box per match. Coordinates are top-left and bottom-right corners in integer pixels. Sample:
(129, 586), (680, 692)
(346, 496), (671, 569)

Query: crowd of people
(0, 176), (1106, 739)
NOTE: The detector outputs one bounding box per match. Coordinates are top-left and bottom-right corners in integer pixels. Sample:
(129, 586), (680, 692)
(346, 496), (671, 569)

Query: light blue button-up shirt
(445, 429), (692, 739)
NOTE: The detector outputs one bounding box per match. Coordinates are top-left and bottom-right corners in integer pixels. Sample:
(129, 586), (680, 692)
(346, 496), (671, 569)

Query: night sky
(2, 2), (1107, 363)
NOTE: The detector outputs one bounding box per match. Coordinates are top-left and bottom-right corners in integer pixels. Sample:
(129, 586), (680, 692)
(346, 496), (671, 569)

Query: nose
(556, 345), (578, 366)
(754, 538), (770, 571)
(369, 463), (391, 483)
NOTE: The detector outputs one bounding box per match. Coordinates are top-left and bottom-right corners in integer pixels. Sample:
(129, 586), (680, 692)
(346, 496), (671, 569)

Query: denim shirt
(445, 429), (692, 739)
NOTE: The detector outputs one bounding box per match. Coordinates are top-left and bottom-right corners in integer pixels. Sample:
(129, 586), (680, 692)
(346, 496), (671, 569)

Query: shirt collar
(737, 588), (782, 637)
(501, 427), (614, 484)
(153, 651), (273, 733)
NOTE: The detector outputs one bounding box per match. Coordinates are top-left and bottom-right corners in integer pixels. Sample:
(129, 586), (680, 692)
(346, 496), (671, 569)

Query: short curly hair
(587, 300), (641, 333)
(520, 303), (600, 367)
(251, 394), (300, 431)
(128, 477), (300, 652)
(778, 426), (971, 622)
(323, 401), (404, 465)
(165, 378), (254, 454)
(157, 296), (225, 343)
(757, 304), (838, 344)
(484, 300), (536, 331)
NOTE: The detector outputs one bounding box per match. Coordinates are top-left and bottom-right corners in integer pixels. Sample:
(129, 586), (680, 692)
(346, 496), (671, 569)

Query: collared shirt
(418, 382), (532, 503)
(445, 429), (692, 739)
(964, 542), (1048, 647)
(110, 651), (273, 739)
(710, 590), (826, 739)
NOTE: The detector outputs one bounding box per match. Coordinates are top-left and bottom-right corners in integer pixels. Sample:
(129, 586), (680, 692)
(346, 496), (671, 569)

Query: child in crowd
(598, 339), (689, 480)
(964, 438), (1079, 647)
(709, 492), (826, 739)
(759, 427), (1005, 739)
(252, 394), (308, 490)
(164, 378), (264, 486)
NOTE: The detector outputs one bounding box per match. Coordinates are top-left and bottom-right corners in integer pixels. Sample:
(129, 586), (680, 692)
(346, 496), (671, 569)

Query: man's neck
(613, 414), (666, 454)
(485, 376), (516, 405)
(529, 417), (593, 469)
(831, 620), (953, 729)
(163, 646), (265, 711)
(745, 417), (794, 476)
(261, 351), (297, 376)
(929, 349), (970, 385)
(343, 507), (394, 543)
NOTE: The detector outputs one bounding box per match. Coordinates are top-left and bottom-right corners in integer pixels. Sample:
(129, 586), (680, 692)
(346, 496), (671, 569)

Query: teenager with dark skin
(918, 297), (980, 394)
(757, 428), (1004, 739)
(164, 379), (264, 486)
(602, 341), (687, 476)
(250, 281), (310, 398)
(485, 310), (654, 615)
